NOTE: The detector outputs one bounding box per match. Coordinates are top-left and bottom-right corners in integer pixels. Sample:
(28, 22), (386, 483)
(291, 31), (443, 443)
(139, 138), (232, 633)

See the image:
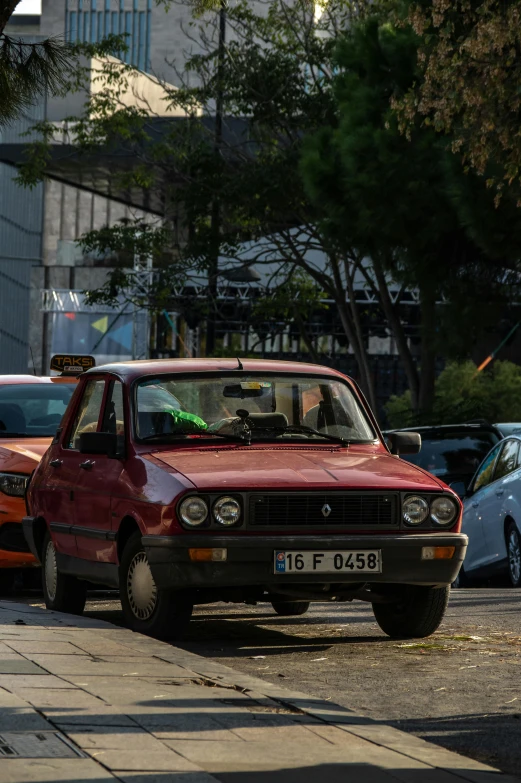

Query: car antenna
(236, 357), (244, 371)
(29, 346), (37, 376)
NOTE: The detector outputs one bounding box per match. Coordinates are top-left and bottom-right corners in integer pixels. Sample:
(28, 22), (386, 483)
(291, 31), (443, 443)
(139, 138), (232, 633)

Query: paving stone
(340, 725), (518, 783)
(60, 725), (171, 751)
(0, 674), (76, 690)
(0, 657), (48, 675)
(0, 758), (118, 783)
(65, 640), (145, 657)
(162, 739), (403, 781)
(85, 748), (204, 772)
(16, 686), (105, 707)
(4, 640), (86, 655)
(114, 773), (218, 783)
(151, 714), (244, 742)
(22, 654), (190, 678)
(52, 709), (139, 727)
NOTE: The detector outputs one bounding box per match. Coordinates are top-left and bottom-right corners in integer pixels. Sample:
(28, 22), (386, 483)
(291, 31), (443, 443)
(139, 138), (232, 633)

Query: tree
(396, 0), (521, 200)
(17, 0), (386, 413)
(0, 0), (75, 124)
(386, 360), (521, 427)
(301, 13), (521, 416)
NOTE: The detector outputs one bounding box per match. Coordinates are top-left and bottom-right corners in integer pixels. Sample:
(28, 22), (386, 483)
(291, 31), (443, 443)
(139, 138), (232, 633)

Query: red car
(24, 359), (466, 640)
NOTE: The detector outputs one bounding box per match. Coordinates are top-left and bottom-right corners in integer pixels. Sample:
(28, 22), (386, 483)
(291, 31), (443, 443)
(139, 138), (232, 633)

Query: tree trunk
(292, 305), (320, 363)
(343, 259), (378, 415)
(418, 288), (437, 417)
(0, 1), (20, 34)
(371, 257), (420, 412)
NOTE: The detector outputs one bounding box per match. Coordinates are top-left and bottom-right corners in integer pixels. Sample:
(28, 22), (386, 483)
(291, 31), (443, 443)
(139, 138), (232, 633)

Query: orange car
(0, 355), (93, 593)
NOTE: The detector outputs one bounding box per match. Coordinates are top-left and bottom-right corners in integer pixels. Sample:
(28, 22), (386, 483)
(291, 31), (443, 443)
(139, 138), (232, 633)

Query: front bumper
(143, 533), (467, 590)
(0, 517), (37, 569)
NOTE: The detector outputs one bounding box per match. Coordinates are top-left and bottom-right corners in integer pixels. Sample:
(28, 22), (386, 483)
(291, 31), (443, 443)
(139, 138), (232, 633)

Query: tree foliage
(0, 1), (75, 125)
(396, 0), (521, 199)
(301, 12), (521, 414)
(386, 360), (521, 427)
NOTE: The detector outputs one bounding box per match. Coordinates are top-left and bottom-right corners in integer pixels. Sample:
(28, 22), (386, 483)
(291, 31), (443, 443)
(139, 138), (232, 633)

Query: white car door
(462, 443), (502, 573)
(483, 438), (521, 568)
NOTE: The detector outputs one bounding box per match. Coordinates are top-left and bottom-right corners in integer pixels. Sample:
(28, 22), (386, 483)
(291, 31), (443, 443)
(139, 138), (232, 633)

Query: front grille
(248, 492), (398, 528)
(0, 523), (30, 553)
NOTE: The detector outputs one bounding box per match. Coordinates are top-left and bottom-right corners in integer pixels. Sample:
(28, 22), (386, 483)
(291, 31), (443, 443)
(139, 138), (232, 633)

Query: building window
(65, 0), (152, 71)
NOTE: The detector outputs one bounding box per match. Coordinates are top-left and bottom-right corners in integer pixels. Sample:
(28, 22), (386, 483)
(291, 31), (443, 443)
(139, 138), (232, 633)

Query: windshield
(135, 374), (375, 444)
(0, 383), (75, 437)
(402, 430), (500, 479)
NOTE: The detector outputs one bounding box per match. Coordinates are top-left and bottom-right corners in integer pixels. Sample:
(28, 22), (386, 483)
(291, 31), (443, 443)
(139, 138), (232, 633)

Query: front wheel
(506, 523), (521, 587)
(372, 585), (450, 639)
(119, 531), (193, 640)
(41, 531), (87, 614)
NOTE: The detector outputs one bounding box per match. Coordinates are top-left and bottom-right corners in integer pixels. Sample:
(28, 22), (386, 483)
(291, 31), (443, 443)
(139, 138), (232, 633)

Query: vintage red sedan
(23, 359), (466, 640)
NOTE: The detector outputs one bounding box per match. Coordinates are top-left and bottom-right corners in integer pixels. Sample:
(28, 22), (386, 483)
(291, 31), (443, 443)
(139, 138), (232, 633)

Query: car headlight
(403, 495), (429, 525)
(0, 472), (29, 498)
(213, 496), (241, 526)
(178, 496), (208, 527)
(431, 496), (458, 526)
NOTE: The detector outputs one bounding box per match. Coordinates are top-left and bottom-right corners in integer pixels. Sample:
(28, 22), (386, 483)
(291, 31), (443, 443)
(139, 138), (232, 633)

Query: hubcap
(127, 552), (157, 620)
(44, 539), (58, 602)
(508, 529), (521, 585)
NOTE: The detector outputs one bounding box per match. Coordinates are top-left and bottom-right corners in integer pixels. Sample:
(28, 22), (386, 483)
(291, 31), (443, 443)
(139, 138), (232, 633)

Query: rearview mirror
(79, 431), (121, 458)
(223, 383), (270, 399)
(386, 431), (421, 456)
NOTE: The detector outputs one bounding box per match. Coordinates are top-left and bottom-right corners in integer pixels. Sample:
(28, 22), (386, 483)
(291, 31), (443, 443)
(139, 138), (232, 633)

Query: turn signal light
(188, 548), (227, 562)
(421, 546), (455, 560)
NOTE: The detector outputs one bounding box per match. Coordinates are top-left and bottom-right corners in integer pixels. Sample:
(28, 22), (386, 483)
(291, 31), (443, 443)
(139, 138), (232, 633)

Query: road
(22, 587), (521, 777)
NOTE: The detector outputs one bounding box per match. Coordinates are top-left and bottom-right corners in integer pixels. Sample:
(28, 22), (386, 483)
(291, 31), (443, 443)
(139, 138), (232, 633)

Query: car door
(463, 443), (502, 573)
(40, 379), (106, 558)
(72, 378), (125, 563)
(482, 438), (521, 568)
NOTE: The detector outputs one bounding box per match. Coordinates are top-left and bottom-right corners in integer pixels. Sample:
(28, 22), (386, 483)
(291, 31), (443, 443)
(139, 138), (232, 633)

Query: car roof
(85, 358), (352, 383)
(0, 375), (76, 385)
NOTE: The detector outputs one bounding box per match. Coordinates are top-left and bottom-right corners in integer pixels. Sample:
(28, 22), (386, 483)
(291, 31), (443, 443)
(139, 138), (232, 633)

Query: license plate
(274, 550), (381, 574)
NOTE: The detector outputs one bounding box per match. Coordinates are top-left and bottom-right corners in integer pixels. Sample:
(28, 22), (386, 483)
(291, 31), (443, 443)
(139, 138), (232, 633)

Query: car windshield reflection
(135, 374), (375, 444)
(0, 384), (75, 437)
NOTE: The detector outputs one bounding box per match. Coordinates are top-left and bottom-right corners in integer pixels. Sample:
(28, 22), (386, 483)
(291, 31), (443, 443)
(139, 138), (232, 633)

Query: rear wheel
(506, 523), (521, 587)
(41, 531), (87, 614)
(119, 531), (193, 640)
(271, 600), (310, 617)
(372, 585), (450, 639)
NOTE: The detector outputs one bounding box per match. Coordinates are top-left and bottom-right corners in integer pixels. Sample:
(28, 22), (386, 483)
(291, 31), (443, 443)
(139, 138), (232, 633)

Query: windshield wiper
(266, 424), (349, 445)
(140, 431), (250, 445)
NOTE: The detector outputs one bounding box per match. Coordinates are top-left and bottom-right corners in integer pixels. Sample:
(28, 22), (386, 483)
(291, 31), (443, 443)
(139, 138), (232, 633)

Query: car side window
(493, 440), (520, 482)
(67, 379), (106, 450)
(473, 444), (502, 492)
(101, 381), (125, 444)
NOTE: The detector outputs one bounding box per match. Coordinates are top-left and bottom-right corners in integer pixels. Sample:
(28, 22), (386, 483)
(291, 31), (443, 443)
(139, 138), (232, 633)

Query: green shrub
(385, 360), (521, 428)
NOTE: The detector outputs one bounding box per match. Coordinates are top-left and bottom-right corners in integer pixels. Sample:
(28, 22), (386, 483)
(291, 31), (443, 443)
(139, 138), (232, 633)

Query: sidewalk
(0, 600), (515, 783)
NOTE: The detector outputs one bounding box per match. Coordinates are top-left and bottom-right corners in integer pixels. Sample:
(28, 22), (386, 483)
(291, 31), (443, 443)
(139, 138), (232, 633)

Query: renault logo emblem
(321, 503), (332, 518)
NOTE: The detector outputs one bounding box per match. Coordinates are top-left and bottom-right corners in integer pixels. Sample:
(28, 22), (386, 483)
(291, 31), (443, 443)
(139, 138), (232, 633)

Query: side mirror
(386, 431), (421, 456)
(79, 431), (121, 458)
(450, 481), (468, 499)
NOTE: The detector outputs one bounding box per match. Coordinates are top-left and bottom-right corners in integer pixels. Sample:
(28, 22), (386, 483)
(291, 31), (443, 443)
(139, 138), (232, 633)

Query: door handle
(79, 460), (95, 470)
(49, 459), (62, 468)
(472, 501), (479, 508)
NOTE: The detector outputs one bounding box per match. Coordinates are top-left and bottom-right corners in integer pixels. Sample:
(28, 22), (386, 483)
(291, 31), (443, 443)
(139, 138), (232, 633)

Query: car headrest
(246, 412), (289, 429)
(0, 403), (26, 433)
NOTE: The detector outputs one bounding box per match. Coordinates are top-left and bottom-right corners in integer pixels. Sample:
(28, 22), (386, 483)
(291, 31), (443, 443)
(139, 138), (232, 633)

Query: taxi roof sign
(50, 355), (96, 376)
